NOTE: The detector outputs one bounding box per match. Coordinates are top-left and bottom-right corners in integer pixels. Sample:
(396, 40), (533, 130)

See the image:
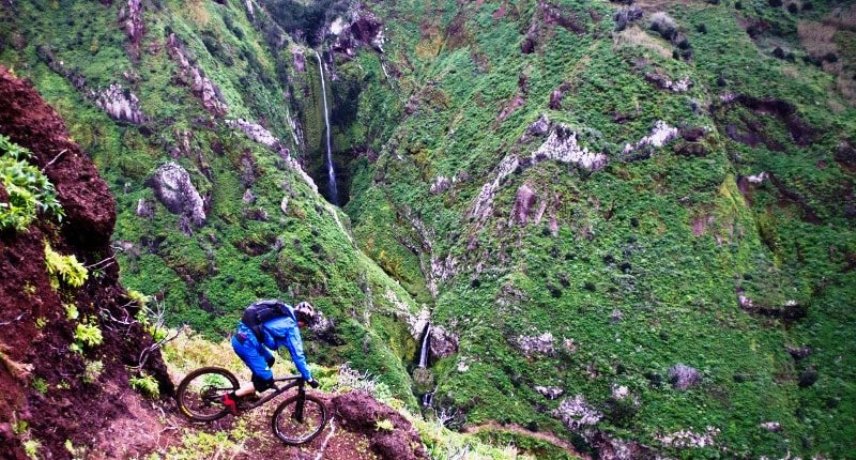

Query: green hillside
(2, 0), (854, 457)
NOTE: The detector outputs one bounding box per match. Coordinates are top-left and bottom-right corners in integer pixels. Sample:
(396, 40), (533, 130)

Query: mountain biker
(222, 300), (320, 415)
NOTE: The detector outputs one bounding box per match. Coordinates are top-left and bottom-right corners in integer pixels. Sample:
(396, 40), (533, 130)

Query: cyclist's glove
(307, 379), (320, 389)
(265, 355), (275, 368)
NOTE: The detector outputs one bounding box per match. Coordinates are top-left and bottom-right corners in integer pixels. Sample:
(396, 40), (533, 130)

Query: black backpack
(241, 299), (294, 341)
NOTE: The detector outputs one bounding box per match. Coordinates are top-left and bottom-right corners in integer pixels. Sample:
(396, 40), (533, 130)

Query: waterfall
(418, 323), (431, 368)
(314, 50), (339, 205)
(422, 391), (433, 407)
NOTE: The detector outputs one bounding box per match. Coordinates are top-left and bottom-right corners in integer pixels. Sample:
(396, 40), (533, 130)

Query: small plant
(375, 418), (395, 431)
(45, 243), (88, 290)
(127, 289), (150, 306)
(23, 439), (40, 460)
(64, 303), (79, 321)
(130, 373), (160, 398)
(82, 360), (103, 384)
(64, 439), (87, 458)
(35, 317), (47, 329)
(0, 135), (64, 232)
(31, 377), (48, 394)
(73, 321), (103, 349)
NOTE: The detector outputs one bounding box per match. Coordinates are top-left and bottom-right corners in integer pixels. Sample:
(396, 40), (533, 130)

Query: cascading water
(418, 323), (431, 368)
(314, 50), (339, 205)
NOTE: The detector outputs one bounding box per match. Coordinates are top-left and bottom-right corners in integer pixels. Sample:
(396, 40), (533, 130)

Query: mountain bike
(176, 367), (328, 445)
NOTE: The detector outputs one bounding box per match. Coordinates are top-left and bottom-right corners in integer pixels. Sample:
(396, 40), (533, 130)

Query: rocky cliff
(0, 67), (173, 460)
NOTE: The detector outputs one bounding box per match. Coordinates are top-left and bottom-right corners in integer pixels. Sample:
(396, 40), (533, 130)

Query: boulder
(94, 84), (145, 124)
(135, 198), (154, 218)
(516, 332), (556, 357)
(147, 162), (206, 226)
(668, 364), (701, 390)
(535, 386), (565, 400)
(553, 395), (603, 431)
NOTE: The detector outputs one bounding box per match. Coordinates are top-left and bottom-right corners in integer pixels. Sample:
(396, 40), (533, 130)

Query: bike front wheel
(176, 367), (239, 422)
(271, 393), (328, 445)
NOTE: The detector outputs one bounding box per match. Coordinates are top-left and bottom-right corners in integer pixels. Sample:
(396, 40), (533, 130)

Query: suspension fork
(295, 382), (306, 423)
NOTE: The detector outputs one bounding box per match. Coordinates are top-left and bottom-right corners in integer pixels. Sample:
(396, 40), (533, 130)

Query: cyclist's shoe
(222, 393), (240, 415)
(238, 393), (260, 410)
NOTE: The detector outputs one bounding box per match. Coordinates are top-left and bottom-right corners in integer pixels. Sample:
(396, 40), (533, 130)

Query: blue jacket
(235, 306), (312, 381)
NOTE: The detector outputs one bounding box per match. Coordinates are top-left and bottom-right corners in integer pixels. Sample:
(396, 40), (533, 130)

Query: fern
(129, 374), (160, 399)
(0, 135), (63, 231)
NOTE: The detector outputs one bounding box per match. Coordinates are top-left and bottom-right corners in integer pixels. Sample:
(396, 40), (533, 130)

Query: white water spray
(314, 50), (339, 205)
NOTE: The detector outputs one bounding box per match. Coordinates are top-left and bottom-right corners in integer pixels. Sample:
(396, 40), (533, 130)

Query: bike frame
(240, 375), (307, 416)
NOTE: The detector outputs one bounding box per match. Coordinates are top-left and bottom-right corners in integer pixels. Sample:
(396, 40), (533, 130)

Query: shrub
(787, 3), (799, 14)
(130, 373), (160, 398)
(768, 0), (783, 7)
(0, 135), (64, 232)
(44, 243), (88, 290)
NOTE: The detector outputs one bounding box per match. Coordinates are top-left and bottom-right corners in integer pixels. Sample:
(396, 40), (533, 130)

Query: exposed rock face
(94, 84), (145, 124)
(332, 392), (428, 460)
(536, 386), (565, 400)
(510, 184), (537, 225)
(429, 175), (452, 194)
(787, 345), (812, 360)
(656, 426), (719, 448)
(516, 332), (556, 357)
(148, 162), (206, 226)
(668, 364), (701, 390)
(428, 325), (459, 360)
(553, 395), (603, 431)
(119, 0), (144, 58)
(166, 33), (227, 116)
(623, 120), (679, 155)
(331, 10), (385, 58)
(226, 118), (318, 193)
(470, 118), (606, 226)
(644, 72), (693, 92)
(532, 124), (608, 171)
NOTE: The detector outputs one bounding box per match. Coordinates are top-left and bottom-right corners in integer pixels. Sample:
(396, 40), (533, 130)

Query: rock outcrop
(94, 84), (145, 124)
(332, 392), (428, 460)
(166, 33), (227, 116)
(147, 162), (206, 226)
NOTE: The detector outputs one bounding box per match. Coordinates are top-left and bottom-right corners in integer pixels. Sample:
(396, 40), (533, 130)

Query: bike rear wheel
(176, 367), (239, 421)
(272, 393), (328, 445)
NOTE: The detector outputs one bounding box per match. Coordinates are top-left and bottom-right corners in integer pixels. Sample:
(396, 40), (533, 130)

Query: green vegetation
(44, 243), (88, 290)
(2, 0), (854, 457)
(129, 373), (160, 399)
(0, 134), (63, 232)
(72, 321), (103, 350)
